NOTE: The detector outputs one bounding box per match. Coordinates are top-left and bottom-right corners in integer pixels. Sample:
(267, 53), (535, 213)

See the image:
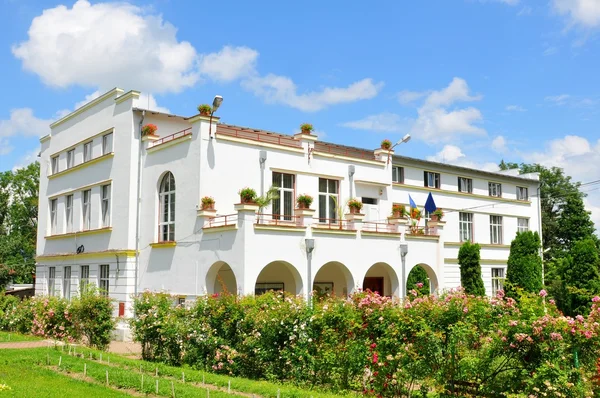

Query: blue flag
(409, 195), (417, 209)
(424, 192), (437, 214)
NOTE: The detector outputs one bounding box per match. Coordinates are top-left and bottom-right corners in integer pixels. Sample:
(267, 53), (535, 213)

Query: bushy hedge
(0, 286), (115, 350)
(131, 289), (600, 397)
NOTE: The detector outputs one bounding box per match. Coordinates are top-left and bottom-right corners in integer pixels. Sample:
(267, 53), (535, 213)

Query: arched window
(159, 172), (176, 242)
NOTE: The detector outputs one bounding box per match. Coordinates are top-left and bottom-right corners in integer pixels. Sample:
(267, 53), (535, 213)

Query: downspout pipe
(134, 110), (145, 306)
(537, 183), (544, 285)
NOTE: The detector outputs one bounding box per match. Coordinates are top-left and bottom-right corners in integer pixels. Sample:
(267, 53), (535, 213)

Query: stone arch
(206, 261), (238, 295)
(313, 261), (355, 297)
(255, 260), (303, 295)
(407, 263), (438, 295)
(363, 262), (400, 297)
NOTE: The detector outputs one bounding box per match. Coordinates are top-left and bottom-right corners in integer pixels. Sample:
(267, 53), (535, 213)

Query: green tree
(554, 239), (600, 316)
(406, 265), (430, 295)
(458, 241), (485, 296)
(506, 231), (543, 296)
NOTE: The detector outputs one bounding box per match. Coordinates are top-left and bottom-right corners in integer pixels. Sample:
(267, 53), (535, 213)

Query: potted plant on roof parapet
(198, 104), (212, 116)
(141, 124), (158, 137)
(430, 208), (444, 222)
(391, 203), (406, 218)
(300, 123), (314, 135)
(201, 196), (215, 211)
(347, 198), (363, 214)
(238, 187), (257, 204)
(381, 139), (392, 150)
(297, 194), (313, 209)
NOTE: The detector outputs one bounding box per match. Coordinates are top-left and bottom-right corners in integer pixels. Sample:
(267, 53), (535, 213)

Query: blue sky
(1, 0), (600, 223)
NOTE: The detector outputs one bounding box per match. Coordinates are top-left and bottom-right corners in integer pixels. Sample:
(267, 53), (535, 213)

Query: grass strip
(0, 331), (42, 342)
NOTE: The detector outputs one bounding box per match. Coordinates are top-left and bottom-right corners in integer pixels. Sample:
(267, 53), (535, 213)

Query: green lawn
(0, 331), (41, 343)
(0, 347), (360, 397)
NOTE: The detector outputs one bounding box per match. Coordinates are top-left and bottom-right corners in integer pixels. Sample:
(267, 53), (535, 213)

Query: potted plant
(141, 124), (158, 137)
(300, 123), (314, 135)
(381, 139), (392, 150)
(238, 187), (257, 204)
(201, 196), (215, 210)
(410, 207), (421, 220)
(431, 208), (444, 222)
(391, 203), (406, 218)
(197, 104), (212, 116)
(347, 198), (363, 214)
(297, 194), (313, 209)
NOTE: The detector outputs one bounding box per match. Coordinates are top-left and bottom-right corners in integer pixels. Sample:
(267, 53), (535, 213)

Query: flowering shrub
(70, 286), (116, 350)
(130, 289), (600, 396)
(30, 295), (79, 342)
(141, 124), (158, 136)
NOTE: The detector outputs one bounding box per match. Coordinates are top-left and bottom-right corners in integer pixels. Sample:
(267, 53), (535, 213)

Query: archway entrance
(363, 262), (399, 297)
(206, 261), (238, 295)
(313, 261), (354, 297)
(255, 261), (303, 295)
(407, 263), (438, 295)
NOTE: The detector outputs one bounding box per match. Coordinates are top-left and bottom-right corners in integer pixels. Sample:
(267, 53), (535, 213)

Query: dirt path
(0, 340), (51, 349)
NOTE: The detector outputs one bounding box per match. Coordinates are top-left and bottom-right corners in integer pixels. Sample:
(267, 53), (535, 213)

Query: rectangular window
(458, 177), (473, 194)
(99, 264), (109, 296)
(82, 189), (91, 230)
(102, 133), (113, 155)
(424, 171), (441, 189)
(101, 184), (111, 227)
(255, 282), (284, 295)
(51, 155), (59, 174)
(488, 182), (502, 197)
(177, 297), (186, 306)
(50, 198), (58, 235)
(517, 186), (529, 201)
(362, 197), (377, 205)
(80, 265), (90, 292)
(48, 267), (56, 296)
(491, 268), (505, 296)
(272, 172), (295, 221)
(67, 149), (75, 169)
(490, 215), (503, 244)
(518, 218), (529, 233)
(63, 266), (71, 300)
(65, 195), (73, 233)
(318, 178), (339, 222)
(392, 166), (404, 184)
(83, 141), (93, 162)
(459, 212), (473, 242)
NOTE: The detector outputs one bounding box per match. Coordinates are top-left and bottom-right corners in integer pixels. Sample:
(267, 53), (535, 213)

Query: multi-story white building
(36, 88), (541, 323)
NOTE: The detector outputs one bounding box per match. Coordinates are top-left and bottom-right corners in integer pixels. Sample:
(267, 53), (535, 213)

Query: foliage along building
(35, 88), (541, 336)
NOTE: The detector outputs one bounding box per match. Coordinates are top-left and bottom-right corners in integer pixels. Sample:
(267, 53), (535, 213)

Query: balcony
(203, 213), (238, 232)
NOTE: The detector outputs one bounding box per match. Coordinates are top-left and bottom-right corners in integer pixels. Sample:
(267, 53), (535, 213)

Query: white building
(36, 88), (541, 320)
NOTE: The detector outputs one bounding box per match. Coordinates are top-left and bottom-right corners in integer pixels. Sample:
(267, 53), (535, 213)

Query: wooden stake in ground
(84, 363), (87, 377)
(106, 370), (109, 386)
(228, 380), (231, 394)
(155, 367), (158, 377)
(206, 388), (210, 397)
(182, 372), (185, 383)
(58, 356), (62, 367)
(171, 381), (175, 397)
(202, 373), (205, 385)
(100, 353), (103, 362)
(107, 356), (110, 365)
(277, 389), (280, 398)
(68, 346), (72, 355)
(155, 379), (159, 394)
(141, 374), (144, 391)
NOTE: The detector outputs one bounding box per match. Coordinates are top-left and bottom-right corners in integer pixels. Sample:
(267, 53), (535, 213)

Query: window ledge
(150, 241), (177, 248)
(45, 227), (112, 240)
(361, 231), (402, 238)
(444, 241), (511, 249)
(254, 224), (306, 232)
(405, 234), (439, 241)
(312, 226), (357, 236)
(203, 225), (238, 233)
(48, 153), (114, 179)
(391, 183), (531, 204)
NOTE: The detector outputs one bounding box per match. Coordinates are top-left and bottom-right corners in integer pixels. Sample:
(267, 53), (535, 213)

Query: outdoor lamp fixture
(399, 240), (409, 299)
(209, 95), (223, 139)
(388, 133), (411, 164)
(305, 238), (315, 306)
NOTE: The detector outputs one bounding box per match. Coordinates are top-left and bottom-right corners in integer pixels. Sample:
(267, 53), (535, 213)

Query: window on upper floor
(518, 218), (529, 233)
(490, 215), (503, 244)
(51, 155), (59, 174)
(489, 182), (502, 197)
(50, 198), (58, 235)
(424, 171), (440, 189)
(82, 189), (91, 231)
(318, 178), (338, 223)
(67, 149), (75, 169)
(83, 141), (93, 162)
(491, 268), (505, 296)
(65, 194), (73, 233)
(102, 132), (113, 155)
(272, 172), (295, 221)
(517, 186), (529, 201)
(159, 172), (176, 242)
(459, 212), (473, 242)
(458, 177), (473, 194)
(392, 166), (404, 184)
(102, 184), (111, 227)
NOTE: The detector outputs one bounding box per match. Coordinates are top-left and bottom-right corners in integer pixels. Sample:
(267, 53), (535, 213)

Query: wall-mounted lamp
(388, 133), (411, 164)
(209, 95), (223, 139)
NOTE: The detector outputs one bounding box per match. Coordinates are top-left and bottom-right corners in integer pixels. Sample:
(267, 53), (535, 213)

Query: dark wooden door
(363, 277), (384, 295)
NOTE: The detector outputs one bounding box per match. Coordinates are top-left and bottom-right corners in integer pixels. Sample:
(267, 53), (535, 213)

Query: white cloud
(199, 46), (258, 82)
(552, 0), (600, 28)
(242, 76), (383, 112)
(491, 136), (508, 153)
(517, 6), (533, 16)
(12, 148), (40, 171)
(74, 90), (101, 109)
(426, 145), (499, 171)
(12, 0), (201, 93)
(132, 93), (171, 113)
(0, 138), (14, 156)
(398, 90), (428, 105)
(0, 108), (51, 139)
(506, 104), (527, 112)
(422, 77), (482, 109)
(341, 113), (412, 133)
(545, 94), (571, 104)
